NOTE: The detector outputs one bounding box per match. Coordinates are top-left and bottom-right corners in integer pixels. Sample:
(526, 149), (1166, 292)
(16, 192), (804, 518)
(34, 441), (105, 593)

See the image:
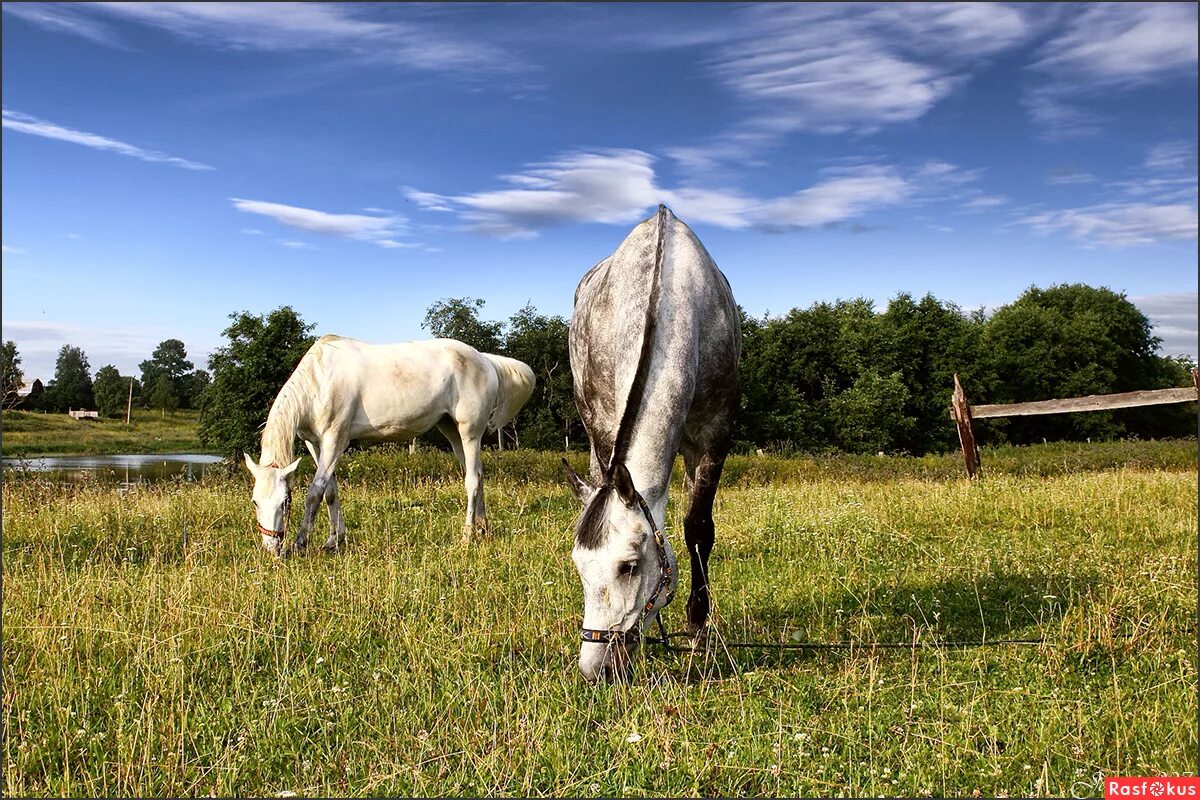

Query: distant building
(68, 409), (100, 420)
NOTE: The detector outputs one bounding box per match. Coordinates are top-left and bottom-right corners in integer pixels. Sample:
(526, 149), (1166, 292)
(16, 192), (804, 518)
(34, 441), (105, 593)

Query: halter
(254, 462), (291, 541)
(579, 489), (676, 647)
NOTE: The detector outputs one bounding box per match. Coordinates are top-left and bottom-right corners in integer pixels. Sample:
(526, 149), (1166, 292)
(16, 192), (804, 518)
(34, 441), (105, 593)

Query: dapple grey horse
(562, 205), (741, 681)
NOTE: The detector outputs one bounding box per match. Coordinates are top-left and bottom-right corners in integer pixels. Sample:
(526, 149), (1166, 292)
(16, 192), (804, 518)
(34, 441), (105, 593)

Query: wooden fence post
(951, 373), (980, 479)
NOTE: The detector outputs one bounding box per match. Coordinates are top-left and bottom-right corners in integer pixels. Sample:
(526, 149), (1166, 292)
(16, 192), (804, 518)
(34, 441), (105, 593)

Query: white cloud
(1144, 141), (1196, 172)
(1, 3), (125, 47)
(1033, 3), (1197, 84)
(751, 167), (911, 229)
(4, 2), (523, 76)
(962, 195), (1008, 210)
(277, 240), (314, 250)
(2, 108), (214, 170)
(231, 198), (409, 248)
(446, 150), (661, 239)
(405, 150), (954, 237)
(402, 187), (456, 213)
(1132, 292), (1198, 358)
(2, 244), (27, 255)
(1028, 4), (1198, 137)
(1020, 203), (1198, 247)
(666, 3), (1034, 169)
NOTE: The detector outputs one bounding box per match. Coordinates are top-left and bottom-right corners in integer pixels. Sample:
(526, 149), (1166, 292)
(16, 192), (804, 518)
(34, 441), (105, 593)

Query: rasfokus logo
(1106, 777), (1200, 798)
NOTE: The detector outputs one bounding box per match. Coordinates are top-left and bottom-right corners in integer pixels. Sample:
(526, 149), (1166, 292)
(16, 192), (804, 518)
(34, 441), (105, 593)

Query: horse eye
(619, 560), (639, 577)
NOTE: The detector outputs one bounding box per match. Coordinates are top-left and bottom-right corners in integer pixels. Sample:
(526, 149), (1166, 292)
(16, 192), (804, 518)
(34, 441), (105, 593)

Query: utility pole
(126, 377), (133, 425)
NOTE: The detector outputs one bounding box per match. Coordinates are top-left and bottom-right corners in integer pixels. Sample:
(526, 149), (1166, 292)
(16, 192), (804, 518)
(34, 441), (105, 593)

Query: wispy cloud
(1027, 3), (1198, 138)
(2, 244), (28, 255)
(405, 149), (987, 238)
(1132, 292), (1198, 358)
(1144, 141), (1197, 173)
(2, 108), (213, 170)
(4, 2), (524, 76)
(666, 3), (1034, 170)
(1, 3), (125, 48)
(962, 195), (1008, 210)
(231, 198), (410, 249)
(1020, 203), (1198, 247)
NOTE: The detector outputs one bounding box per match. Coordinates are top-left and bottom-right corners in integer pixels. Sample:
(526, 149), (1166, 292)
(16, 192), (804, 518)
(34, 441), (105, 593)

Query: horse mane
(606, 204), (668, 478)
(259, 339), (323, 466)
(574, 205), (668, 551)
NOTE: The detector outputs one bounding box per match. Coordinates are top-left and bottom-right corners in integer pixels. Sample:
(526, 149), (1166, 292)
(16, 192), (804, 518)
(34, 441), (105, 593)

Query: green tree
(92, 365), (138, 418)
(139, 339), (196, 408)
(502, 303), (581, 449)
(181, 369), (211, 409)
(199, 306), (317, 459)
(422, 297), (504, 354)
(2, 340), (23, 408)
(874, 293), (987, 454)
(45, 345), (94, 412)
(825, 369), (914, 454)
(982, 284), (1163, 444)
(150, 374), (179, 414)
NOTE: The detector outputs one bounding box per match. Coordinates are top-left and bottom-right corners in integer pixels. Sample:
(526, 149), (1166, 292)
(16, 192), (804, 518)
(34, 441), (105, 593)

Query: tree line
(4, 283), (1190, 454)
(2, 338), (210, 416)
(185, 283), (1194, 460)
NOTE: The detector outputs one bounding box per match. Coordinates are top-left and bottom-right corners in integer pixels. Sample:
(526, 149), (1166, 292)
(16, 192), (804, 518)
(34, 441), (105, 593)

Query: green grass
(1, 410), (210, 457)
(3, 442), (1196, 797)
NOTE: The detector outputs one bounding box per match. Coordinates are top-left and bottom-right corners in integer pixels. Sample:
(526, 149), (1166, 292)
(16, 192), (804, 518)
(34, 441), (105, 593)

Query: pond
(1, 453), (227, 484)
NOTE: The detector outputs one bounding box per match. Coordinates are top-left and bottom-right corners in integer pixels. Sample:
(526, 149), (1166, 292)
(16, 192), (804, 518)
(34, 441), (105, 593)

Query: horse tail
(608, 204), (669, 475)
(482, 353), (536, 433)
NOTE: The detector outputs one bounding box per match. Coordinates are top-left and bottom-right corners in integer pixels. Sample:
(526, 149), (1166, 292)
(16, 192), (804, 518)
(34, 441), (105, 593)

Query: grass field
(3, 441), (1196, 797)
(1, 410), (209, 458)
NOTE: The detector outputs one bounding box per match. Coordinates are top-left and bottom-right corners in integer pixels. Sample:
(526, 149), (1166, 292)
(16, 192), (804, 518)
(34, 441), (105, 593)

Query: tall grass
(3, 443), (1196, 796)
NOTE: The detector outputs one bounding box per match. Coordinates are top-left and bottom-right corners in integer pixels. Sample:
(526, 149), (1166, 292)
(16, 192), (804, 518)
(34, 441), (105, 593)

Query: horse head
(242, 453), (302, 557)
(563, 459), (679, 682)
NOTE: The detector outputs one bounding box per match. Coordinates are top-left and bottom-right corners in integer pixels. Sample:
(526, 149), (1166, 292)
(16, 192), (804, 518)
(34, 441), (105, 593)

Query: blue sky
(2, 2), (1197, 383)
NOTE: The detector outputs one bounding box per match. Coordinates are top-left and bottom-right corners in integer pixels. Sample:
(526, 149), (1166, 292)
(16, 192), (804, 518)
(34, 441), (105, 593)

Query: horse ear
(610, 461), (637, 507)
(279, 457), (302, 478)
(242, 453), (261, 476)
(561, 458), (596, 505)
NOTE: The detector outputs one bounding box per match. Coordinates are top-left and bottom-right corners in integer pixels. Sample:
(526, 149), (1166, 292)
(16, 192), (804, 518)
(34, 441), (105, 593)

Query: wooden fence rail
(949, 368), (1198, 478)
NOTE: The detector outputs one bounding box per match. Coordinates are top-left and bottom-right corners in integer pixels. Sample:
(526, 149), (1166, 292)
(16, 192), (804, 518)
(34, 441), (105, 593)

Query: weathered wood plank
(951, 373), (980, 479)
(969, 387), (1197, 419)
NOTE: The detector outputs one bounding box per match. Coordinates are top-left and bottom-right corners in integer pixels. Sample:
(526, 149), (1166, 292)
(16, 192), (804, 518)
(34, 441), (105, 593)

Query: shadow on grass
(652, 570), (1102, 679)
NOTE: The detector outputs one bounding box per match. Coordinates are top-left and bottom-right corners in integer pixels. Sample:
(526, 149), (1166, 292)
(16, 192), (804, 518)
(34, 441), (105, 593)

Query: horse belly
(347, 381), (449, 442)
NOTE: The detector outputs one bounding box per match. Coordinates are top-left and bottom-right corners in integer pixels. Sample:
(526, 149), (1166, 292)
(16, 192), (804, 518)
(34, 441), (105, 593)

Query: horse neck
(260, 377), (308, 467)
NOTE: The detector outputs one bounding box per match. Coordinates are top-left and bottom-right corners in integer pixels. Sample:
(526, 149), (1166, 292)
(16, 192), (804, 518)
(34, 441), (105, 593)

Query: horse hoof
(320, 541), (342, 554)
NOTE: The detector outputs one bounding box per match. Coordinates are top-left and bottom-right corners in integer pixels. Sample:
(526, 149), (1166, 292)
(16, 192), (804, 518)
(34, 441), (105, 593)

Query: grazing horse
(243, 335), (535, 556)
(562, 205), (741, 682)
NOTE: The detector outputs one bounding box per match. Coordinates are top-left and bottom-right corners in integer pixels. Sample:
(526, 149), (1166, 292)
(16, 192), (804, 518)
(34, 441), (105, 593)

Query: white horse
(243, 335), (535, 556)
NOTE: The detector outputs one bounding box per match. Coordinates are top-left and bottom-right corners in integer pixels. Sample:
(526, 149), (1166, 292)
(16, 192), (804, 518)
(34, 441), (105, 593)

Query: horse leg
(682, 446), (728, 635)
(457, 426), (486, 543)
(320, 475), (346, 553)
(436, 417), (466, 470)
(292, 435), (345, 556)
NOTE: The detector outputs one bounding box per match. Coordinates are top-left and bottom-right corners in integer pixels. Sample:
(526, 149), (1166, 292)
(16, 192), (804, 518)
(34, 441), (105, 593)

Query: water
(1, 453), (227, 484)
